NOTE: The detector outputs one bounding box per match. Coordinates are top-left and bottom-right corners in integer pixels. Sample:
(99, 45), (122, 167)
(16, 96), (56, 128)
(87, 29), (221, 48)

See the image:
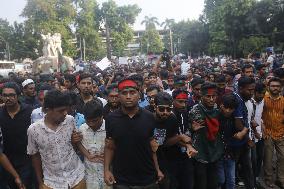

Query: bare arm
(0, 154), (21, 180)
(104, 138), (116, 185)
(31, 153), (43, 186)
(234, 118), (248, 140)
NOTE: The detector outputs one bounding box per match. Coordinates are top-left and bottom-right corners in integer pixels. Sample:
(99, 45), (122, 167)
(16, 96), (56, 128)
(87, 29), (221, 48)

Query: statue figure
(41, 33), (56, 57)
(53, 33), (63, 55)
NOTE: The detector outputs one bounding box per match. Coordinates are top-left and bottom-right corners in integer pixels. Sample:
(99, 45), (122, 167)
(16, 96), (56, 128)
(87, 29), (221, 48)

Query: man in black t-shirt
(153, 91), (197, 189)
(104, 79), (163, 189)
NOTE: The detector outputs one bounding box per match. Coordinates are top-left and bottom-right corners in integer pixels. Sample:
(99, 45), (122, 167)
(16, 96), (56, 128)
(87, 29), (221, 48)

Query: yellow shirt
(262, 94), (284, 140)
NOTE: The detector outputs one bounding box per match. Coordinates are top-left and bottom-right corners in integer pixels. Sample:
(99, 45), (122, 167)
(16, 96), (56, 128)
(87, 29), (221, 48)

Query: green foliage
(22, 0), (77, 57)
(141, 29), (164, 54)
(75, 0), (105, 60)
(239, 36), (270, 56)
(100, 0), (141, 57)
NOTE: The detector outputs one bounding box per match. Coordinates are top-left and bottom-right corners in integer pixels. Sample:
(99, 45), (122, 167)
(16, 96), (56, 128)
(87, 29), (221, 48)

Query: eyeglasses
(2, 93), (16, 98)
(157, 106), (173, 112)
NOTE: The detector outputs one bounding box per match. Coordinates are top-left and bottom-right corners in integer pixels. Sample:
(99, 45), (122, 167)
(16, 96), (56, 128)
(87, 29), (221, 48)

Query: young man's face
(148, 75), (157, 85)
(146, 89), (158, 107)
(268, 81), (282, 96)
(173, 99), (187, 112)
(220, 105), (235, 118)
(119, 88), (140, 108)
(2, 88), (18, 107)
(167, 78), (174, 88)
(239, 83), (255, 101)
(86, 116), (103, 131)
(155, 105), (172, 120)
(243, 67), (254, 78)
(192, 84), (202, 98)
(79, 77), (93, 95)
(107, 91), (119, 107)
(46, 106), (68, 125)
(24, 84), (36, 97)
(259, 67), (266, 76)
(254, 91), (265, 103)
(64, 80), (73, 89)
(201, 91), (217, 108)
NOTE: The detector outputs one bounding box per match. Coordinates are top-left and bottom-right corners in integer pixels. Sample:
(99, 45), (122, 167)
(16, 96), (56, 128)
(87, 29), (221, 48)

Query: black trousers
(193, 160), (218, 189)
(113, 183), (159, 189)
(233, 144), (255, 189)
(167, 158), (194, 189)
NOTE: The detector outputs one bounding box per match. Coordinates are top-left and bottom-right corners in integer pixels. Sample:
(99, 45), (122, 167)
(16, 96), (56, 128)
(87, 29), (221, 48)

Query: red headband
(201, 88), (217, 95)
(175, 93), (188, 100)
(118, 80), (138, 91)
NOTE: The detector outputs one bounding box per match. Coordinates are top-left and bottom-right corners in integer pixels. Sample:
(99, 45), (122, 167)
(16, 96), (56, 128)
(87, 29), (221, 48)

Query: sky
(0, 0), (204, 30)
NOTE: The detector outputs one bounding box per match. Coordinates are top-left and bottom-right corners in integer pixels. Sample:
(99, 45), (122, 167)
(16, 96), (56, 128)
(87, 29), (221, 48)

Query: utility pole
(170, 29), (173, 56)
(83, 38), (86, 61)
(106, 18), (111, 59)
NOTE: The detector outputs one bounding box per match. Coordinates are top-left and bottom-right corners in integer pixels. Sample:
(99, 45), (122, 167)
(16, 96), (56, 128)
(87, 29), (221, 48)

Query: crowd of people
(0, 49), (283, 189)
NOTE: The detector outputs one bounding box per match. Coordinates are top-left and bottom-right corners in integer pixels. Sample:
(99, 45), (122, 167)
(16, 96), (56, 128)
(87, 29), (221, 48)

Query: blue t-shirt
(230, 92), (249, 147)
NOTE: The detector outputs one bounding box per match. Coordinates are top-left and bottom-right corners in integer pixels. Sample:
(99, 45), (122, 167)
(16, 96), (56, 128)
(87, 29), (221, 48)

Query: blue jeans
(217, 157), (235, 189)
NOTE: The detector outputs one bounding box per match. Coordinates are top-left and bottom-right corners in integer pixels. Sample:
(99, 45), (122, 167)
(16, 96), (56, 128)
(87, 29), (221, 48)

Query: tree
(75, 0), (105, 60)
(99, 0), (141, 57)
(141, 16), (160, 30)
(161, 18), (175, 55)
(239, 36), (270, 57)
(21, 0), (77, 57)
(0, 19), (13, 60)
(171, 19), (209, 56)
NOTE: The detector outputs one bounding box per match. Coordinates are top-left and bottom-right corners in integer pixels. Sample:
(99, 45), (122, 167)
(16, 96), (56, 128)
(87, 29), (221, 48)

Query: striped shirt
(262, 94), (284, 140)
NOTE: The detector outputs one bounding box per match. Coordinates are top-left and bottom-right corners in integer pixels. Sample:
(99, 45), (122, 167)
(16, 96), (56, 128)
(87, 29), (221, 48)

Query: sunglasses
(157, 106), (173, 112)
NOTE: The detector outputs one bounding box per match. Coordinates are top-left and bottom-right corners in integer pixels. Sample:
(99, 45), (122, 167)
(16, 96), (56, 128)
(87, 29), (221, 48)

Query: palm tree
(141, 16), (160, 30)
(161, 18), (175, 55)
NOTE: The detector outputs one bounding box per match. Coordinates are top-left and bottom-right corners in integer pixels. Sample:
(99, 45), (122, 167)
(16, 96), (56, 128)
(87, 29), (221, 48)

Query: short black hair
(215, 75), (226, 83)
(174, 75), (187, 83)
(43, 90), (71, 109)
(154, 92), (173, 106)
(127, 74), (143, 84)
(201, 82), (217, 95)
(148, 72), (158, 78)
(241, 64), (253, 72)
(159, 70), (168, 80)
(268, 77), (282, 86)
(191, 78), (205, 88)
(223, 69), (235, 77)
(221, 94), (238, 109)
(83, 99), (103, 119)
(2, 82), (21, 95)
(66, 91), (78, 106)
(273, 68), (284, 78)
(64, 74), (76, 83)
(255, 82), (266, 93)
(238, 76), (255, 88)
(146, 85), (160, 93)
(106, 83), (118, 95)
(255, 64), (266, 71)
(79, 73), (92, 83)
(172, 89), (188, 99)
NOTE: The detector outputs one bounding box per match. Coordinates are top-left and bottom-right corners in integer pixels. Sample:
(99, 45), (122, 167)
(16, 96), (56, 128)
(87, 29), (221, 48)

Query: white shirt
(31, 107), (45, 124)
(253, 99), (264, 142)
(245, 100), (254, 140)
(98, 97), (107, 107)
(27, 115), (85, 189)
(79, 121), (109, 189)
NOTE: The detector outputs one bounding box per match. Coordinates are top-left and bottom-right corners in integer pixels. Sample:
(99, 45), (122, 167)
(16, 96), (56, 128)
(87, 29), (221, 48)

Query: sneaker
(237, 181), (245, 186)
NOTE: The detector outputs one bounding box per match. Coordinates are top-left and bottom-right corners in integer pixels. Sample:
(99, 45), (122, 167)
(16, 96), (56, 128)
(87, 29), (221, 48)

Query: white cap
(22, 79), (34, 88)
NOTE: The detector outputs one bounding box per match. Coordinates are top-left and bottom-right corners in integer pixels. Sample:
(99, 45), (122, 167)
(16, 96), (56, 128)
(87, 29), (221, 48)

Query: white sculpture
(41, 33), (63, 57)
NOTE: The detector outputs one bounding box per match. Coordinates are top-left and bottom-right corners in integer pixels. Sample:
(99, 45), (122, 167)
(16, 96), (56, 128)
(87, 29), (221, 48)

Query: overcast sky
(0, 0), (204, 30)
